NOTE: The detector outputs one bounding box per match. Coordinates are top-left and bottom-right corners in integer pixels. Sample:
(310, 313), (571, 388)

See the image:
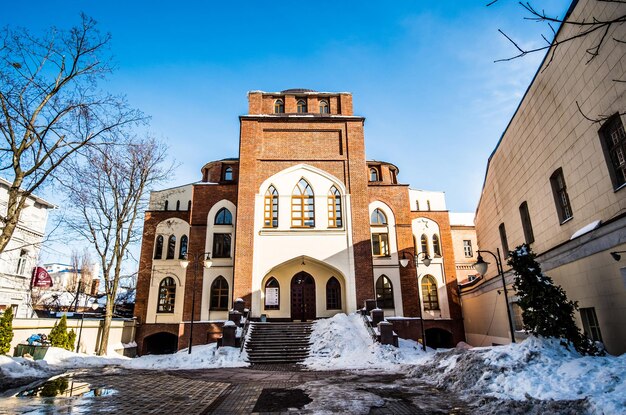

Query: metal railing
(239, 309), (251, 352)
(359, 311), (378, 342)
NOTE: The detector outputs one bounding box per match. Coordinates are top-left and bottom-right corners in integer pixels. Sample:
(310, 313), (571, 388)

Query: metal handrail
(360, 311), (378, 342)
(239, 309), (251, 352)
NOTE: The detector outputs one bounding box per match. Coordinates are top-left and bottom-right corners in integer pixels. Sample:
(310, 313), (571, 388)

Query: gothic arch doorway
(291, 271), (316, 321)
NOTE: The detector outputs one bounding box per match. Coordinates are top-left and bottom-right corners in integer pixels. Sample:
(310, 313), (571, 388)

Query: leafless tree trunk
(0, 14), (144, 253)
(64, 136), (170, 355)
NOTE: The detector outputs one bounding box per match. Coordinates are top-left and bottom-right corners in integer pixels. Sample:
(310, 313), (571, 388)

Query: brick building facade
(134, 89), (464, 354)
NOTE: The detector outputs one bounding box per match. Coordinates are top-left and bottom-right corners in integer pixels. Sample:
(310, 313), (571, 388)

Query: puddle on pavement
(16, 375), (116, 399)
(252, 388), (312, 412)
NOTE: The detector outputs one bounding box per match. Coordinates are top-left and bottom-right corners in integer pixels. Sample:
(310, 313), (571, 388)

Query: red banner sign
(31, 267), (53, 288)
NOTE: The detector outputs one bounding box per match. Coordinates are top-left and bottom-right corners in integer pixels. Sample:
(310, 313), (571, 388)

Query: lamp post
(76, 302), (100, 353)
(400, 251), (431, 351)
(473, 249), (516, 343)
(180, 252), (212, 354)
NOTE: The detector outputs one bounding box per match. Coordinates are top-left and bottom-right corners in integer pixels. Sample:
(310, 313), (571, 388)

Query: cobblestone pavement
(0, 365), (468, 414)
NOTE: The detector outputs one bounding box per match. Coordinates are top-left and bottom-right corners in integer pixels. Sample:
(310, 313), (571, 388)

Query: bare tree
(0, 14), (144, 253)
(64, 136), (171, 355)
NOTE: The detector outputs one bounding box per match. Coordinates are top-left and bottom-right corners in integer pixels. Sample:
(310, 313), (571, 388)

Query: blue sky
(2, 0), (572, 263)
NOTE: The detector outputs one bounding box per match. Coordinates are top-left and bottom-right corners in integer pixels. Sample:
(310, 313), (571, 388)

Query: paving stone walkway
(0, 366), (468, 414)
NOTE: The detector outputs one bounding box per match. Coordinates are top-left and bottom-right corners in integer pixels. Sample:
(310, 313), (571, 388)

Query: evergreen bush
(507, 243), (601, 356)
(48, 315), (75, 351)
(0, 307), (14, 355)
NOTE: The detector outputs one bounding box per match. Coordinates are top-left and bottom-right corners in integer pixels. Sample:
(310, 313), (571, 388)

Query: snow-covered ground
(1, 312), (624, 414)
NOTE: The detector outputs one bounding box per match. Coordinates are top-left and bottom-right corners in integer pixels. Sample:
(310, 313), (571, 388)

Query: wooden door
(291, 272), (316, 321)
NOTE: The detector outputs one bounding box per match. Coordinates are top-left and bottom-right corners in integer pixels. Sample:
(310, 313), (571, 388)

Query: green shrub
(0, 307), (14, 355)
(48, 315), (75, 351)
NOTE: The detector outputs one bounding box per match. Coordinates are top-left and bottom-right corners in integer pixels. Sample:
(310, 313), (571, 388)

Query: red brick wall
(247, 91), (353, 116)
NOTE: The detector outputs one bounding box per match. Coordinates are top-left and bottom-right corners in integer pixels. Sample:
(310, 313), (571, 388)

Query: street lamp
(180, 252), (212, 354)
(399, 251), (431, 351)
(473, 249), (516, 343)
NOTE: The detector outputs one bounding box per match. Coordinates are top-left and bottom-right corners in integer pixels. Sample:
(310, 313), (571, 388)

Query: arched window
(328, 186), (342, 227)
(319, 100), (329, 114)
(369, 168), (379, 182)
(420, 234), (429, 257)
(223, 166), (233, 181)
(176, 200), (180, 211)
(157, 277), (176, 313)
(164, 200), (169, 211)
(422, 275), (439, 310)
(370, 208), (387, 225)
(274, 99), (284, 113)
(427, 200), (431, 210)
(390, 169), (397, 184)
(264, 277), (280, 310)
(187, 200), (192, 211)
(210, 276), (229, 311)
(432, 234), (441, 256)
(375, 275), (394, 308)
(154, 235), (164, 259)
(326, 277), (341, 309)
(166, 235), (176, 260)
(297, 99), (307, 113)
(215, 208), (233, 225)
(264, 185), (279, 228)
(179, 235), (188, 259)
(291, 179), (314, 227)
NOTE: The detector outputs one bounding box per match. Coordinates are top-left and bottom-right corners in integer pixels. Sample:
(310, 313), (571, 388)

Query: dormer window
(223, 166), (233, 181)
(319, 100), (329, 114)
(369, 167), (379, 182)
(297, 99), (307, 113)
(274, 99), (284, 113)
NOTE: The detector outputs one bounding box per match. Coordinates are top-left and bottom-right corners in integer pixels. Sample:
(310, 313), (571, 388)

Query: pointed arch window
(154, 235), (164, 259)
(223, 166), (233, 181)
(375, 275), (394, 309)
(297, 99), (307, 113)
(274, 99), (284, 113)
(328, 186), (342, 228)
(369, 168), (379, 182)
(264, 277), (280, 310)
(179, 235), (188, 259)
(432, 234), (441, 256)
(157, 277), (176, 313)
(291, 179), (314, 227)
(422, 275), (439, 310)
(370, 208), (387, 225)
(210, 276), (229, 311)
(164, 200), (169, 211)
(176, 200), (180, 211)
(187, 200), (192, 211)
(264, 185), (279, 228)
(326, 277), (342, 309)
(166, 235), (176, 260)
(319, 100), (329, 114)
(420, 234), (429, 257)
(215, 208), (233, 225)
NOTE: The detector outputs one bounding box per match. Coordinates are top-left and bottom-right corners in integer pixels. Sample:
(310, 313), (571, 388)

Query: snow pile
(303, 313), (429, 370)
(570, 220), (601, 240)
(124, 343), (247, 370)
(0, 355), (56, 379)
(410, 336), (625, 414)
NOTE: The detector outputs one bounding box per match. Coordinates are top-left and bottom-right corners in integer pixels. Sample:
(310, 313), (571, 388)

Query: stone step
(245, 322), (313, 364)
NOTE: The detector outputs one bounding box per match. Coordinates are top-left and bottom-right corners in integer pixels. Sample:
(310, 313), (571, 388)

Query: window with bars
(264, 185), (279, 228)
(326, 277), (341, 309)
(463, 240), (473, 257)
(212, 233), (231, 258)
(210, 276), (229, 311)
(600, 114), (626, 189)
(519, 201), (535, 244)
(291, 179), (315, 227)
(550, 168), (573, 223)
(157, 277), (176, 313)
(375, 275), (394, 308)
(580, 307), (603, 342)
(371, 233), (390, 256)
(421, 275), (439, 310)
(328, 186), (342, 228)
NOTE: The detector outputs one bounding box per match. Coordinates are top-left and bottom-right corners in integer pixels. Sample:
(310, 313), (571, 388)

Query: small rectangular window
(463, 240), (473, 257)
(550, 168), (573, 223)
(580, 307), (603, 342)
(519, 201), (535, 244)
(599, 114), (626, 189)
(212, 234), (231, 258)
(371, 233), (390, 256)
(499, 223), (509, 256)
(511, 302), (524, 331)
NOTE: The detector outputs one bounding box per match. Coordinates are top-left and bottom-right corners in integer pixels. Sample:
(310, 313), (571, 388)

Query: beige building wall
(465, 0), (626, 354)
(450, 213), (478, 284)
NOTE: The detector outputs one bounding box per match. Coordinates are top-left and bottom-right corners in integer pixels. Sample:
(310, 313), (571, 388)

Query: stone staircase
(245, 322), (313, 364)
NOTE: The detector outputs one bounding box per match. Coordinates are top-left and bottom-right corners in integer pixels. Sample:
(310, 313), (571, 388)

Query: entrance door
(291, 272), (316, 321)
